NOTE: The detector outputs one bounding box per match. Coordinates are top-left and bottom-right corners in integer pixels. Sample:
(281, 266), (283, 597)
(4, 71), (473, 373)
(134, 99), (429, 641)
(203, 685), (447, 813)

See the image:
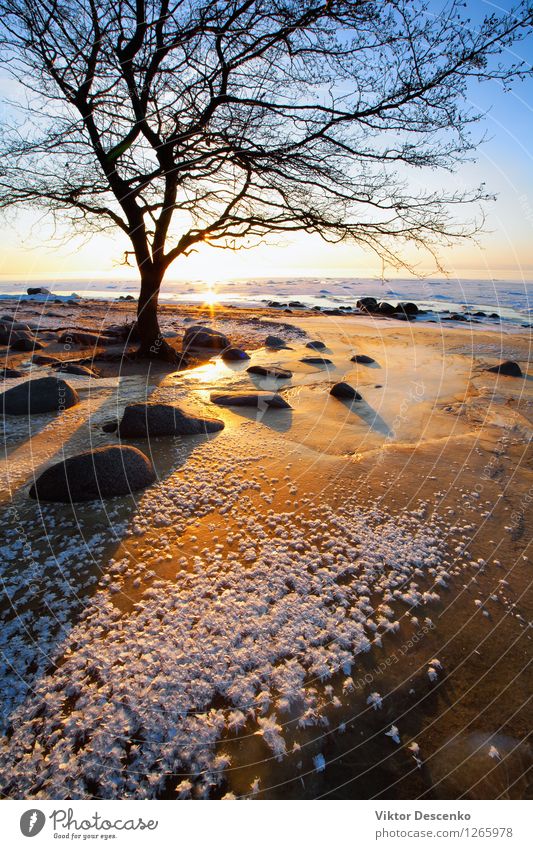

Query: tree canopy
(0, 0), (531, 356)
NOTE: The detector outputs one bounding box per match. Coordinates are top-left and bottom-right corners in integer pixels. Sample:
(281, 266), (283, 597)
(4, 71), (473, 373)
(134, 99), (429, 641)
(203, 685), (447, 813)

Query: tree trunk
(136, 268), (179, 362)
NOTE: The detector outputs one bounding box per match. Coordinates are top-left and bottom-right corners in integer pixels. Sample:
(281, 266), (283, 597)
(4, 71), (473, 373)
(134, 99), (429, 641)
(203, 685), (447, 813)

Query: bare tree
(0, 1), (531, 360)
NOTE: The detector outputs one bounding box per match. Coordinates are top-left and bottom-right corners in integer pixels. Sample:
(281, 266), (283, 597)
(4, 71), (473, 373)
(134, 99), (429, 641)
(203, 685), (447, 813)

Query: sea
(0, 276), (531, 327)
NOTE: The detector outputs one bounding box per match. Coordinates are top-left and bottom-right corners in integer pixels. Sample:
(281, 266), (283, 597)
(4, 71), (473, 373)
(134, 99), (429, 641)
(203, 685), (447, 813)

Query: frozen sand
(0, 306), (531, 799)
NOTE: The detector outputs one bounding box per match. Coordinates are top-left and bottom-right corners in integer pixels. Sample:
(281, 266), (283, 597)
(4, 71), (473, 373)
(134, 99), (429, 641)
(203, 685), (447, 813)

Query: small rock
(10, 334), (44, 352)
(182, 325), (229, 351)
(32, 354), (61, 366)
(300, 356), (333, 365)
(264, 335), (288, 349)
(1, 377), (79, 415)
(0, 367), (24, 379)
(221, 347), (250, 361)
(54, 363), (98, 377)
(27, 287), (51, 296)
(118, 402), (225, 437)
(247, 365), (292, 379)
(102, 420), (118, 433)
(330, 382), (361, 400)
(350, 354), (375, 364)
(306, 341), (326, 350)
(211, 392), (291, 409)
(59, 330), (120, 346)
(29, 445), (156, 502)
(486, 361), (522, 377)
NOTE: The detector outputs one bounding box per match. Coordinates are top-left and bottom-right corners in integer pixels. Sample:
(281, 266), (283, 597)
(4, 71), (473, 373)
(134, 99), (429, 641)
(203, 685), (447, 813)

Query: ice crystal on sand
(0, 424), (451, 799)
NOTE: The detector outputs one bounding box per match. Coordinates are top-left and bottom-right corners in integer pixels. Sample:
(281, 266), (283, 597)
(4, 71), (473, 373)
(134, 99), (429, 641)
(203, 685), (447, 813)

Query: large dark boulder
(118, 402), (225, 437)
(396, 302), (419, 315)
(1, 377), (79, 415)
(306, 340), (326, 350)
(29, 445), (156, 502)
(182, 325), (229, 351)
(330, 382), (362, 400)
(247, 365), (292, 379)
(486, 361), (523, 377)
(356, 297), (378, 312)
(27, 287), (51, 296)
(211, 392), (291, 409)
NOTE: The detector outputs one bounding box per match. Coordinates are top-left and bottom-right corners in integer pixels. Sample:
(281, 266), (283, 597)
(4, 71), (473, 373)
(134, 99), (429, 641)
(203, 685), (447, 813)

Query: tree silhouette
(0, 1), (531, 360)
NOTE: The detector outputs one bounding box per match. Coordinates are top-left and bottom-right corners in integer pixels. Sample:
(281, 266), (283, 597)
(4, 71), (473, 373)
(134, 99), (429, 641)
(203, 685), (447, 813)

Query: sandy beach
(0, 298), (531, 800)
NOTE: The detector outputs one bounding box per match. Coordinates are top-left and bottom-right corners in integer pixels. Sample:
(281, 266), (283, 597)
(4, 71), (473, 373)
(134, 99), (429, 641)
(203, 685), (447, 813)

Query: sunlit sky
(0, 3), (532, 284)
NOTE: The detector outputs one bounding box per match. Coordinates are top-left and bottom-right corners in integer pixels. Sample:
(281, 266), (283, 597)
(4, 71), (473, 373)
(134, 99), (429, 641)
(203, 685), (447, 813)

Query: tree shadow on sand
(0, 376), (224, 736)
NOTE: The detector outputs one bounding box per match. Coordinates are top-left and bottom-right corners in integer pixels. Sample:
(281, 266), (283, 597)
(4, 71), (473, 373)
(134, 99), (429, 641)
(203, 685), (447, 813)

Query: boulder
(1, 377), (79, 415)
(306, 340), (326, 350)
(489, 313), (500, 320)
(264, 335), (288, 349)
(486, 361), (523, 377)
(182, 325), (229, 351)
(356, 297), (378, 312)
(29, 445), (156, 502)
(27, 287), (51, 296)
(300, 356), (333, 365)
(330, 382), (362, 400)
(376, 301), (396, 315)
(350, 354), (375, 364)
(247, 365), (292, 379)
(118, 402), (225, 437)
(396, 302), (419, 315)
(211, 392), (291, 409)
(221, 347), (250, 361)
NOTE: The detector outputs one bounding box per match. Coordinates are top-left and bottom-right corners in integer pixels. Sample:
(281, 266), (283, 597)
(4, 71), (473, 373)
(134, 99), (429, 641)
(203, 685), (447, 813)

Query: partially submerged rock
(247, 365), (292, 379)
(1, 377), (79, 415)
(221, 347), (250, 361)
(29, 445), (156, 502)
(486, 360), (523, 377)
(300, 356), (333, 365)
(118, 402), (225, 437)
(211, 392), (291, 409)
(330, 382), (362, 400)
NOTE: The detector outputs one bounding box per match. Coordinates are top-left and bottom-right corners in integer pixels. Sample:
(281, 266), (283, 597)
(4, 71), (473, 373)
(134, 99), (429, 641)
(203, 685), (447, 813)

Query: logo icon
(20, 809), (46, 837)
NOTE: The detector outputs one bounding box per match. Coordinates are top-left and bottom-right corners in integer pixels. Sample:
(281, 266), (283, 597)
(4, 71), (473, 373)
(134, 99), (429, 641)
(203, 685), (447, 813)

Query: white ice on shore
(1, 417), (454, 798)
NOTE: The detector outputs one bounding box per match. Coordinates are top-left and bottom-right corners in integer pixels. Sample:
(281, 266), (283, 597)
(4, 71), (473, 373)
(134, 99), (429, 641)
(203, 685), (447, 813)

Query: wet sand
(0, 301), (531, 799)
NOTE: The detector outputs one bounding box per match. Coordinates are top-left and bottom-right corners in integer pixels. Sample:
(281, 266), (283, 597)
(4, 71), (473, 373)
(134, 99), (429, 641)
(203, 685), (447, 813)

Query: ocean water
(0, 276), (531, 326)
